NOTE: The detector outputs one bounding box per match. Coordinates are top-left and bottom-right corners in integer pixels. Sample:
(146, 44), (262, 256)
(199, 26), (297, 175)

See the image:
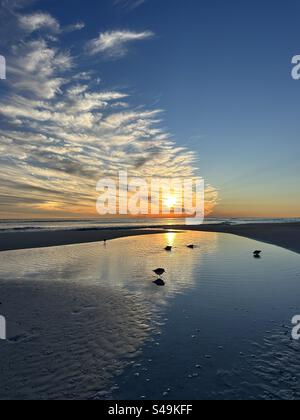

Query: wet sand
(0, 223), (300, 254)
(0, 232), (299, 400)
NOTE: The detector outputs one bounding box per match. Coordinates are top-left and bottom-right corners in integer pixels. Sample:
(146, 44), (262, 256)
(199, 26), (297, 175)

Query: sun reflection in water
(165, 231), (177, 247)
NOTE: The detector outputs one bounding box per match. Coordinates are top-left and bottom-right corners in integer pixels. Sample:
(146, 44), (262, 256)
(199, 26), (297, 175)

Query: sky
(0, 0), (299, 219)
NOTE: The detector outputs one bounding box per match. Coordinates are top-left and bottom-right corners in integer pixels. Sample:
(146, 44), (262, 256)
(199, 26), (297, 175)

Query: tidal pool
(0, 232), (299, 400)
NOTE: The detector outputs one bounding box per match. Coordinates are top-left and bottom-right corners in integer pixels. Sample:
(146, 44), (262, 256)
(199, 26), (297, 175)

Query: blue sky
(0, 0), (299, 218)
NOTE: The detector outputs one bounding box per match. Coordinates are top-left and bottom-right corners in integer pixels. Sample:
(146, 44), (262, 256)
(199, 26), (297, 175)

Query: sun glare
(164, 196), (177, 209)
(165, 231), (177, 246)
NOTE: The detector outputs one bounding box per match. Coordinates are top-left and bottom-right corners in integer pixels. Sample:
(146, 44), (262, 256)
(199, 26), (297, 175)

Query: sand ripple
(0, 281), (156, 400)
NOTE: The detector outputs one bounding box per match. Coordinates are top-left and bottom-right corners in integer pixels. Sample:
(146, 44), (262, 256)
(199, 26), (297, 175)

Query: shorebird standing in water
(165, 246), (172, 252)
(253, 250), (262, 258)
(153, 278), (165, 286)
(153, 268), (165, 277)
(153, 268), (166, 286)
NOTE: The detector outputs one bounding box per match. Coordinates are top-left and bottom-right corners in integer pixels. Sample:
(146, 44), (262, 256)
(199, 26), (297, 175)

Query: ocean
(0, 217), (299, 233)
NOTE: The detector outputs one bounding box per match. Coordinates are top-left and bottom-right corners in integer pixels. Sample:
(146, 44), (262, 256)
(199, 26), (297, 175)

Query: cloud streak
(114, 0), (147, 10)
(18, 12), (60, 33)
(87, 30), (154, 58)
(0, 6), (217, 218)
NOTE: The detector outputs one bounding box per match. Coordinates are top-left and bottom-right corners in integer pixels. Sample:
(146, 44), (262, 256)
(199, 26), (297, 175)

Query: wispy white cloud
(0, 0), (35, 10)
(64, 22), (85, 33)
(0, 7), (217, 218)
(18, 12), (60, 33)
(87, 30), (154, 58)
(8, 39), (72, 98)
(114, 0), (147, 11)
(18, 12), (85, 35)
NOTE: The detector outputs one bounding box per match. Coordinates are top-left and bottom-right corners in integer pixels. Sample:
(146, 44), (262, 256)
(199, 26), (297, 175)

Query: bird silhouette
(153, 268), (166, 286)
(253, 250), (262, 258)
(153, 268), (165, 277)
(153, 279), (165, 287)
(187, 245), (195, 249)
(165, 246), (172, 251)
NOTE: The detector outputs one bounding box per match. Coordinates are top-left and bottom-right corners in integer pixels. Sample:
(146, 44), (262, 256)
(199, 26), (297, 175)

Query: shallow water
(0, 232), (299, 400)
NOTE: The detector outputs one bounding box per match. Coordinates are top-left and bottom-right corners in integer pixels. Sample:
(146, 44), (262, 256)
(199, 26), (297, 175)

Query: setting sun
(164, 196), (177, 209)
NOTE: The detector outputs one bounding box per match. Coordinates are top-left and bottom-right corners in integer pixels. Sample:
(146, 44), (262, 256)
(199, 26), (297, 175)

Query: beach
(0, 222), (300, 254)
(0, 231), (299, 400)
(1, 0), (300, 403)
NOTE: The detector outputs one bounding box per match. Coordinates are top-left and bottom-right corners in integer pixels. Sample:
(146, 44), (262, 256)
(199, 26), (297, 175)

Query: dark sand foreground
(0, 223), (299, 254)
